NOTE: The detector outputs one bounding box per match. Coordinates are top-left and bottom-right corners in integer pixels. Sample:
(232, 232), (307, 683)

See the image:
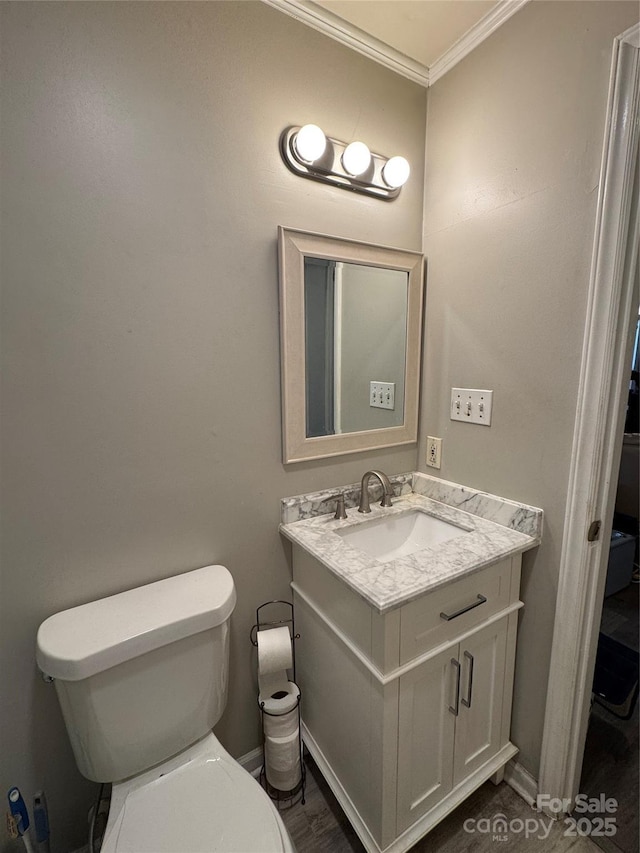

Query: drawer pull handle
(449, 657), (461, 716)
(440, 594), (487, 622)
(461, 650), (474, 708)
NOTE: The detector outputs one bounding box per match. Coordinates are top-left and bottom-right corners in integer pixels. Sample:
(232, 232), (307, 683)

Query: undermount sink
(337, 510), (469, 563)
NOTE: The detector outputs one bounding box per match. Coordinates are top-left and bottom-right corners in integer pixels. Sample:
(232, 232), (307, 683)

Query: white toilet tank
(36, 565), (236, 783)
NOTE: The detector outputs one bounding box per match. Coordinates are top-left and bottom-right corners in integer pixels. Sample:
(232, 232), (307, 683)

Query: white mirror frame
(278, 226), (424, 463)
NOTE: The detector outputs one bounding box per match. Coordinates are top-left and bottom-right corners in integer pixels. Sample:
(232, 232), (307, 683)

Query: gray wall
(339, 264), (408, 433)
(0, 3), (426, 851)
(419, 0), (638, 779)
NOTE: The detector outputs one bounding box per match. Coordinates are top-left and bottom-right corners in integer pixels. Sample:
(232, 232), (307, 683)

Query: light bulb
(342, 141), (371, 177)
(294, 124), (327, 163)
(382, 156), (410, 188)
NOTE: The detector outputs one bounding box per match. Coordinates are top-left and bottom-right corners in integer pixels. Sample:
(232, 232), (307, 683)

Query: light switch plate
(450, 388), (493, 425)
(370, 381), (395, 410)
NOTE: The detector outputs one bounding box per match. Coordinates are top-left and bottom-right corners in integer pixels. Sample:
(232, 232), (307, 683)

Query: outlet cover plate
(450, 388), (493, 425)
(426, 436), (442, 468)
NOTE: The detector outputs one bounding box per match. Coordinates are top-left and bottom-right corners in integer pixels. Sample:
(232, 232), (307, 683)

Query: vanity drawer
(399, 558), (513, 664)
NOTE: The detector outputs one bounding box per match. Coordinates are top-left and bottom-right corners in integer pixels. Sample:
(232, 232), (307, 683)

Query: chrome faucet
(358, 470), (394, 513)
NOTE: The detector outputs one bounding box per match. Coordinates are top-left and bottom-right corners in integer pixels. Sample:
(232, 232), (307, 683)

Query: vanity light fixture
(280, 124), (410, 200)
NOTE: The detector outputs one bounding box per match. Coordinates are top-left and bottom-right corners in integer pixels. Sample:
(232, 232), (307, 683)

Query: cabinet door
(453, 616), (508, 785)
(396, 648), (456, 834)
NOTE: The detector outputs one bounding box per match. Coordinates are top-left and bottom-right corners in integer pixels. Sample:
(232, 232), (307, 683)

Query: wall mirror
(278, 227), (424, 463)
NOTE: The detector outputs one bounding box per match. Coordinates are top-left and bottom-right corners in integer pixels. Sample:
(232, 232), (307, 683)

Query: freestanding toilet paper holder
(250, 600), (305, 805)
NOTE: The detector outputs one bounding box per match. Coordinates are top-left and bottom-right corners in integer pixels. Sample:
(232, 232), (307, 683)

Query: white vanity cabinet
(291, 546), (522, 853)
(396, 615), (511, 834)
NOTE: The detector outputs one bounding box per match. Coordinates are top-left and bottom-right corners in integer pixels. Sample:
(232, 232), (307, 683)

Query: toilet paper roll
(263, 705), (299, 739)
(258, 669), (289, 701)
(265, 730), (299, 771)
(257, 627), (293, 701)
(266, 765), (301, 792)
(258, 680), (300, 716)
(265, 729), (301, 791)
(257, 627), (292, 674)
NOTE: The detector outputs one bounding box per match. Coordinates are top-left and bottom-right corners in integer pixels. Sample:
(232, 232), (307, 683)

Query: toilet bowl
(36, 565), (295, 852)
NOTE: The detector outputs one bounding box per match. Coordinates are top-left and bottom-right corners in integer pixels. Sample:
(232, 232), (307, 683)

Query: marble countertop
(280, 473), (543, 613)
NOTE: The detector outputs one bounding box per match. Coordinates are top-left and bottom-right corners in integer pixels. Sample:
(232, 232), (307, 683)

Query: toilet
(36, 565), (295, 853)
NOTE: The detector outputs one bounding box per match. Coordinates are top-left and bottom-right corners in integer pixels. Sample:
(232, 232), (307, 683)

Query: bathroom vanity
(280, 472), (542, 853)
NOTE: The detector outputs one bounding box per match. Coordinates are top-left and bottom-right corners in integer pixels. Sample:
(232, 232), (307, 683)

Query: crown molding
(620, 21), (639, 47)
(429, 0), (530, 84)
(262, 0), (530, 88)
(261, 0), (430, 87)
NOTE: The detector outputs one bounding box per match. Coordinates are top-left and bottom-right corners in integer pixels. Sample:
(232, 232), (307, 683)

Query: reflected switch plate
(370, 381), (395, 410)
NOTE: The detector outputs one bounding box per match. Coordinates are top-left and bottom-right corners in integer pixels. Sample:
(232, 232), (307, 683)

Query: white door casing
(539, 22), (640, 810)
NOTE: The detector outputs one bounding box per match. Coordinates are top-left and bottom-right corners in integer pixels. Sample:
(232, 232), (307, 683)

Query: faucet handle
(332, 493), (348, 520)
(380, 491), (393, 508)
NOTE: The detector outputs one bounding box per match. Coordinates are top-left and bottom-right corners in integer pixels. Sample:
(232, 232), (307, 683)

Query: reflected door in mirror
(305, 258), (408, 438)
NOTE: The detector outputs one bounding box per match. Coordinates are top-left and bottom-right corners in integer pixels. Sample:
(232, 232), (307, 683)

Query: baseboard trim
(237, 744), (263, 779)
(504, 758), (538, 807)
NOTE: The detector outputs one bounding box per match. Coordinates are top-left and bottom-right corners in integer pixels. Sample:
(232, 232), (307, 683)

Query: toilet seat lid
(112, 754), (286, 852)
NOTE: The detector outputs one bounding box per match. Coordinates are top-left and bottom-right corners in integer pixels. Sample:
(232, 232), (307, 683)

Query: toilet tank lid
(36, 565), (236, 681)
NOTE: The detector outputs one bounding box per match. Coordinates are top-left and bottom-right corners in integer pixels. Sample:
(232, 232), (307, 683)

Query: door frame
(538, 22), (640, 809)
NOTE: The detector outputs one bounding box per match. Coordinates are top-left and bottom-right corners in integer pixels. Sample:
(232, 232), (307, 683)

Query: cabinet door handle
(440, 594), (487, 622)
(461, 650), (474, 708)
(448, 657), (461, 716)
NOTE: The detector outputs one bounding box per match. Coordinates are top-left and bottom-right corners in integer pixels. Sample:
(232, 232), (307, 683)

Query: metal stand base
(259, 762), (306, 808)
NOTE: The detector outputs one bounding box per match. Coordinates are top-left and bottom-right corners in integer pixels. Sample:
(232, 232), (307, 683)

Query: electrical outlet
(370, 381), (395, 410)
(450, 388), (493, 425)
(426, 436), (442, 469)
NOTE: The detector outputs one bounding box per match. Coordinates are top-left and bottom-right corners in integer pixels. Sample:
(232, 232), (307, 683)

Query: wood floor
(580, 580), (639, 853)
(278, 757), (602, 853)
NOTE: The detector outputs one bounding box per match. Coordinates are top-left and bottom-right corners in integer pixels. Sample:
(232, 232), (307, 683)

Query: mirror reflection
(304, 258), (408, 438)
